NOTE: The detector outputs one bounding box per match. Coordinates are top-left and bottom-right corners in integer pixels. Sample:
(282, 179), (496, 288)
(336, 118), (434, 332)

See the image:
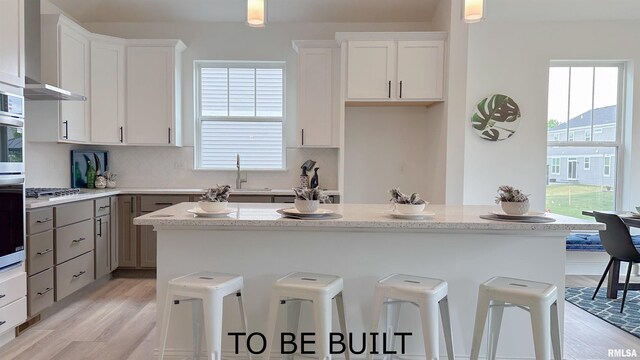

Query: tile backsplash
(25, 141), (338, 190)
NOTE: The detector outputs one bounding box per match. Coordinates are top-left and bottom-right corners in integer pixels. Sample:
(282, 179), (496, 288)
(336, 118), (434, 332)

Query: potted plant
(389, 188), (427, 214)
(198, 185), (231, 212)
(495, 185), (530, 215)
(293, 187), (330, 213)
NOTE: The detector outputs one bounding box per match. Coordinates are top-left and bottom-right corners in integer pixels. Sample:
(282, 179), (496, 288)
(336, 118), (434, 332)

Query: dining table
(581, 210), (640, 299)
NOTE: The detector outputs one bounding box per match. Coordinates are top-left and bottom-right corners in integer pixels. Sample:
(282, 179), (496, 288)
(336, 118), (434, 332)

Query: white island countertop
(134, 203), (603, 232)
(25, 188), (340, 209)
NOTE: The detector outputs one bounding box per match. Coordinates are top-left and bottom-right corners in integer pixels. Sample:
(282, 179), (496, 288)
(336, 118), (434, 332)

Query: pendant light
(464, 0), (485, 23)
(247, 0), (266, 27)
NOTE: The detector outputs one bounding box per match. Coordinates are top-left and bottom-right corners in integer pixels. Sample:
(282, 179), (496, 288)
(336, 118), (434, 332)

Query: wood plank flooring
(0, 275), (638, 359)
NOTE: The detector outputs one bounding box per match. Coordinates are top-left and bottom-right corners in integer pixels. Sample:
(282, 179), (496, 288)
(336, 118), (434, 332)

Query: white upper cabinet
(40, 15), (90, 142)
(346, 41), (395, 100)
(90, 37), (125, 144)
(294, 41), (340, 147)
(126, 41), (184, 146)
(339, 32), (447, 104)
(0, 0), (25, 88)
(397, 40), (444, 100)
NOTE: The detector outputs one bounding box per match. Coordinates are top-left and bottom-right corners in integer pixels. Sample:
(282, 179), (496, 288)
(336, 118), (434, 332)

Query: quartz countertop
(25, 188), (340, 209)
(133, 203), (604, 232)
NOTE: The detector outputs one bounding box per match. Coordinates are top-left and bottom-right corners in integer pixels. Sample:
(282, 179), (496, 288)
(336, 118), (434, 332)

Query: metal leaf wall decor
(471, 94), (522, 141)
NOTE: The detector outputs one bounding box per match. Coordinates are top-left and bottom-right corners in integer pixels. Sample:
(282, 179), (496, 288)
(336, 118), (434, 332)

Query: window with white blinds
(196, 62), (285, 169)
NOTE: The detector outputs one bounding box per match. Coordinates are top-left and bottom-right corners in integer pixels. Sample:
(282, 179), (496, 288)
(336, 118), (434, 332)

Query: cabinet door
(0, 0), (25, 87)
(117, 196), (137, 268)
(397, 40), (444, 100)
(139, 221), (156, 268)
(297, 48), (335, 147)
(126, 46), (174, 145)
(347, 41), (395, 100)
(95, 216), (110, 278)
(91, 40), (125, 144)
(109, 197), (118, 271)
(59, 24), (89, 142)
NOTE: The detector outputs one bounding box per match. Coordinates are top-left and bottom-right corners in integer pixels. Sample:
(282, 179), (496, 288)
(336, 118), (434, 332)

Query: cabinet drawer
(140, 195), (189, 212)
(94, 197), (111, 217)
(55, 219), (94, 264)
(273, 196), (295, 204)
(27, 208), (54, 235)
(228, 195), (272, 203)
(0, 297), (27, 336)
(27, 230), (54, 276)
(55, 251), (94, 301)
(28, 269), (54, 316)
(55, 201), (93, 227)
(0, 272), (26, 308)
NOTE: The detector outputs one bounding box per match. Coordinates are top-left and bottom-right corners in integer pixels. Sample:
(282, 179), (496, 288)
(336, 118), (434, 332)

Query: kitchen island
(134, 203), (602, 359)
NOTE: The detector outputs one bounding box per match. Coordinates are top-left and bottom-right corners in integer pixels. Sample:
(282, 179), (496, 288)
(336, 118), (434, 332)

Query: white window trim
(547, 61), (626, 210)
(194, 60), (287, 171)
(584, 156), (590, 170)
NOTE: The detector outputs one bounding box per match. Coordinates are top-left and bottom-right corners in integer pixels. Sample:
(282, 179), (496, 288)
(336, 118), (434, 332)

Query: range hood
(23, 0), (86, 101)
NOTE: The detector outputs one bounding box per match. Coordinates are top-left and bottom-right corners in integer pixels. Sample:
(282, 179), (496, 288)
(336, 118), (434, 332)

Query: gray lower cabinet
(117, 195), (137, 268)
(25, 197), (116, 316)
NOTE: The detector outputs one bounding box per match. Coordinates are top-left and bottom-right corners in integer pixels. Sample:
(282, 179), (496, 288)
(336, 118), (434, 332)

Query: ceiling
(45, 0), (440, 23)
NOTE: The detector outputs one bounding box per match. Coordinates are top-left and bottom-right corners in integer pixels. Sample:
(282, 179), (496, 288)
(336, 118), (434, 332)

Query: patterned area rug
(565, 287), (640, 338)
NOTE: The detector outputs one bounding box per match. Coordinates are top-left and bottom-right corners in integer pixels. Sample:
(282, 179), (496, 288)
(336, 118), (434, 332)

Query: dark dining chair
(593, 211), (640, 312)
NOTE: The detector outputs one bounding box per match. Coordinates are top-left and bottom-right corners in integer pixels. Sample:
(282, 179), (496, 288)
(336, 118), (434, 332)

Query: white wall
(344, 106), (446, 204)
(464, 20), (640, 211)
(25, 20), (431, 189)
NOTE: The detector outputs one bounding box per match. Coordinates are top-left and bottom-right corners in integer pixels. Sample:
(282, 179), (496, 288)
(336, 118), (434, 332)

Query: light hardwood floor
(0, 275), (638, 359)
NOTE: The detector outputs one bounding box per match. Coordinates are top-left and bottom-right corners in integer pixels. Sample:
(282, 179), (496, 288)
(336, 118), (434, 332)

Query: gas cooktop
(26, 188), (82, 199)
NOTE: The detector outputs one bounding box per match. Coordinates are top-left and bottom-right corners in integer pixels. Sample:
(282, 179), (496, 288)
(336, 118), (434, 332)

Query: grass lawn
(546, 184), (615, 220)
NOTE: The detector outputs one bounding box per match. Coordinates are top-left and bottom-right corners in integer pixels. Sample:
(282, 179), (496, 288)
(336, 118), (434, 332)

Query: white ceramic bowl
(294, 199), (320, 213)
(500, 200), (530, 215)
(396, 203), (426, 214)
(636, 206), (640, 214)
(198, 200), (228, 213)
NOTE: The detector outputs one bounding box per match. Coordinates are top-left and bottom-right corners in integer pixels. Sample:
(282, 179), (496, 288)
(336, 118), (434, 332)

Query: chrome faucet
(236, 154), (247, 189)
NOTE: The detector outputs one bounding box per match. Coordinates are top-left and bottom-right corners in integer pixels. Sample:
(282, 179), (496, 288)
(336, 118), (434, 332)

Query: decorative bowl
(636, 206), (640, 214)
(198, 200), (228, 213)
(106, 180), (117, 188)
(395, 203), (426, 214)
(294, 199), (320, 213)
(501, 200), (530, 215)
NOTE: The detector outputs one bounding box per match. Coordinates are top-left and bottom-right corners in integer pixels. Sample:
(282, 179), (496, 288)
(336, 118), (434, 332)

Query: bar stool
(367, 274), (455, 360)
(159, 271), (250, 360)
(470, 277), (561, 360)
(263, 272), (349, 360)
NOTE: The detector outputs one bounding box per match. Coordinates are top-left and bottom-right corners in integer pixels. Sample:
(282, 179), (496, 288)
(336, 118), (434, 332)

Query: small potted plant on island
(389, 188), (427, 214)
(495, 185), (530, 215)
(199, 185), (231, 212)
(293, 187), (330, 213)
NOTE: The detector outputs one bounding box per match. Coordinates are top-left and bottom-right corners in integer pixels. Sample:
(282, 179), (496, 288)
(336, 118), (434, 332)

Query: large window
(546, 63), (624, 219)
(195, 61), (285, 170)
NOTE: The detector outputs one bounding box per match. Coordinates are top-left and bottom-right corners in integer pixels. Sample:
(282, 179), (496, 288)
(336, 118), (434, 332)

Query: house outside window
(550, 158), (561, 175)
(546, 62), (624, 218)
(194, 61), (285, 170)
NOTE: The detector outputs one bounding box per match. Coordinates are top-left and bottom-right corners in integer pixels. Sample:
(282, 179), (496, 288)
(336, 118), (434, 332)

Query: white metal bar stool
(367, 274), (455, 360)
(470, 277), (561, 360)
(159, 271), (251, 360)
(263, 272), (349, 360)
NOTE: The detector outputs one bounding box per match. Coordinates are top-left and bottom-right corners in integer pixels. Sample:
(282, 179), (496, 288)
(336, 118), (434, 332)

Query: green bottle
(87, 161), (96, 189)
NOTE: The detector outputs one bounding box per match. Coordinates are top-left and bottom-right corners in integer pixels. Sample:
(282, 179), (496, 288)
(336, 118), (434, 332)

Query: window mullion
(590, 67), (595, 142)
(566, 67), (572, 142)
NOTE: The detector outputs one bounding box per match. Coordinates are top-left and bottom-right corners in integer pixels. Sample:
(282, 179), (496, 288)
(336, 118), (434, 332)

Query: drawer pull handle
(72, 271), (86, 279)
(36, 249), (53, 255)
(36, 218), (53, 223)
(72, 238), (86, 243)
(98, 205), (110, 210)
(0, 294), (4, 299)
(0, 321), (5, 326)
(154, 202), (173, 206)
(37, 288), (53, 296)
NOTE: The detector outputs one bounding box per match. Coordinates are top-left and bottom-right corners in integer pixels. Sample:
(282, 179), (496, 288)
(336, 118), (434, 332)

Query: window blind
(197, 63), (284, 169)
